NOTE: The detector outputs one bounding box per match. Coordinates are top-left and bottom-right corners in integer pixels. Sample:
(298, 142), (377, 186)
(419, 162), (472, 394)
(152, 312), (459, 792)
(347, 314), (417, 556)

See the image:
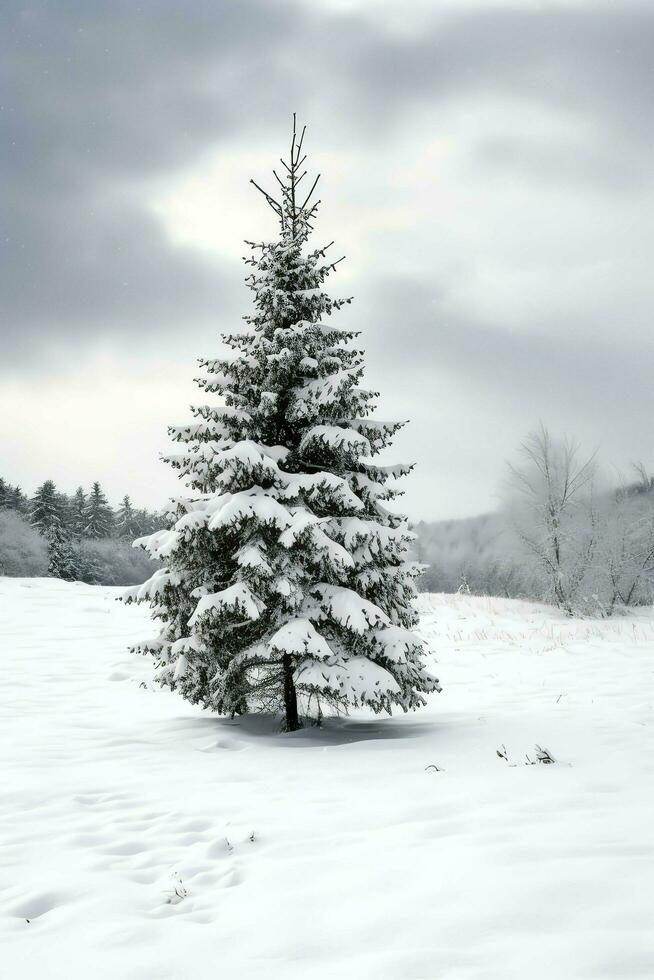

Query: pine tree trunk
(282, 654), (301, 731)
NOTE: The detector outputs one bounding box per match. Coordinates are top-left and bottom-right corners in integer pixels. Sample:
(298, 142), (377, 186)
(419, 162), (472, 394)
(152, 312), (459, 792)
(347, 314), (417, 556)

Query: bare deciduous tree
(508, 425), (598, 615)
(598, 469), (654, 614)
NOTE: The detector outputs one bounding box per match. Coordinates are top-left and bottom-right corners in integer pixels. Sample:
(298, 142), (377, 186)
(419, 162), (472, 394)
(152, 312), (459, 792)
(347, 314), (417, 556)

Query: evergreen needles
(125, 119), (439, 731)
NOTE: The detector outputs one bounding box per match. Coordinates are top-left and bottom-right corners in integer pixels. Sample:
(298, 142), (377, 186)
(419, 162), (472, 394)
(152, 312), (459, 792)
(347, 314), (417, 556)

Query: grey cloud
(367, 276), (654, 436)
(3, 0), (653, 369)
(349, 3), (654, 142)
(334, 2), (654, 199)
(3, 194), (241, 361)
(477, 135), (652, 191)
(1, 0), (303, 365)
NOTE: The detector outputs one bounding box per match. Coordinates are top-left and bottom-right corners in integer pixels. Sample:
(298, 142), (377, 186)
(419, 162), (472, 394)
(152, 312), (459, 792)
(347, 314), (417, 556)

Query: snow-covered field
(2, 578), (654, 980)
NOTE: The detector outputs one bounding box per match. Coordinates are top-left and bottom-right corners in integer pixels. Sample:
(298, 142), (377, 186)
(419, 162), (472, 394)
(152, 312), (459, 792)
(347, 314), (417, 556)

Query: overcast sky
(2, 0), (653, 520)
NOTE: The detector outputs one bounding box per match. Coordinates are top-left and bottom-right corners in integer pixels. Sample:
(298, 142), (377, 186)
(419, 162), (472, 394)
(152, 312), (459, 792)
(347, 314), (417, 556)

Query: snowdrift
(2, 578), (653, 979)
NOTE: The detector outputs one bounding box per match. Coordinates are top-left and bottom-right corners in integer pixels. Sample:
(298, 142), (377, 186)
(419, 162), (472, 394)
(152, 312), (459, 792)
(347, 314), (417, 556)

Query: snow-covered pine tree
(30, 479), (79, 580)
(116, 495), (142, 539)
(30, 480), (65, 534)
(140, 509), (162, 535)
(57, 491), (77, 535)
(71, 487), (87, 537)
(46, 521), (80, 581)
(84, 481), (114, 539)
(8, 485), (29, 515)
(126, 118), (439, 731)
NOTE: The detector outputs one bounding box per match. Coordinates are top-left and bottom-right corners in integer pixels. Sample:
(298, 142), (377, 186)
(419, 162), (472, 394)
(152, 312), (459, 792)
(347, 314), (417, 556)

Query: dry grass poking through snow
(2, 578), (654, 980)
(417, 590), (654, 654)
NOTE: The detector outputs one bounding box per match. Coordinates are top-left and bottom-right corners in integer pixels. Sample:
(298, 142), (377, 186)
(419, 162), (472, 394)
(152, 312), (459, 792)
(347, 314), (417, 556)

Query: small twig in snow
(534, 744), (556, 764)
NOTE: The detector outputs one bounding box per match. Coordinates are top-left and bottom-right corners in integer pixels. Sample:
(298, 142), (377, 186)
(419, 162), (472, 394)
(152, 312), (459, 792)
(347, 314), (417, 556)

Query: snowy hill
(2, 578), (653, 979)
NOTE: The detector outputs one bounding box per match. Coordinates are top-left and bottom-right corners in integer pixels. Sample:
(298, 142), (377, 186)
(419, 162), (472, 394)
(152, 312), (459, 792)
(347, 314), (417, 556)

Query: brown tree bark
(282, 653), (300, 731)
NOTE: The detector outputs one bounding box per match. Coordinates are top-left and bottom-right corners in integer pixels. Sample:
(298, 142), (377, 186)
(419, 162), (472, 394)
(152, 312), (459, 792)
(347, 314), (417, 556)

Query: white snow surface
(2, 578), (654, 979)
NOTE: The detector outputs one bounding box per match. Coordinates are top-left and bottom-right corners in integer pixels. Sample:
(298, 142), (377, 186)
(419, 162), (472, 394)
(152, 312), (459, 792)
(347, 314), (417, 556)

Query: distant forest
(0, 477), (161, 585)
(4, 432), (654, 615)
(414, 450), (654, 617)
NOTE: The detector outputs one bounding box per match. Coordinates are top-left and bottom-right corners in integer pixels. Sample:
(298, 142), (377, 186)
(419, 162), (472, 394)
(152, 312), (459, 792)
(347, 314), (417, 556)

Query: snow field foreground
(2, 579), (654, 980)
